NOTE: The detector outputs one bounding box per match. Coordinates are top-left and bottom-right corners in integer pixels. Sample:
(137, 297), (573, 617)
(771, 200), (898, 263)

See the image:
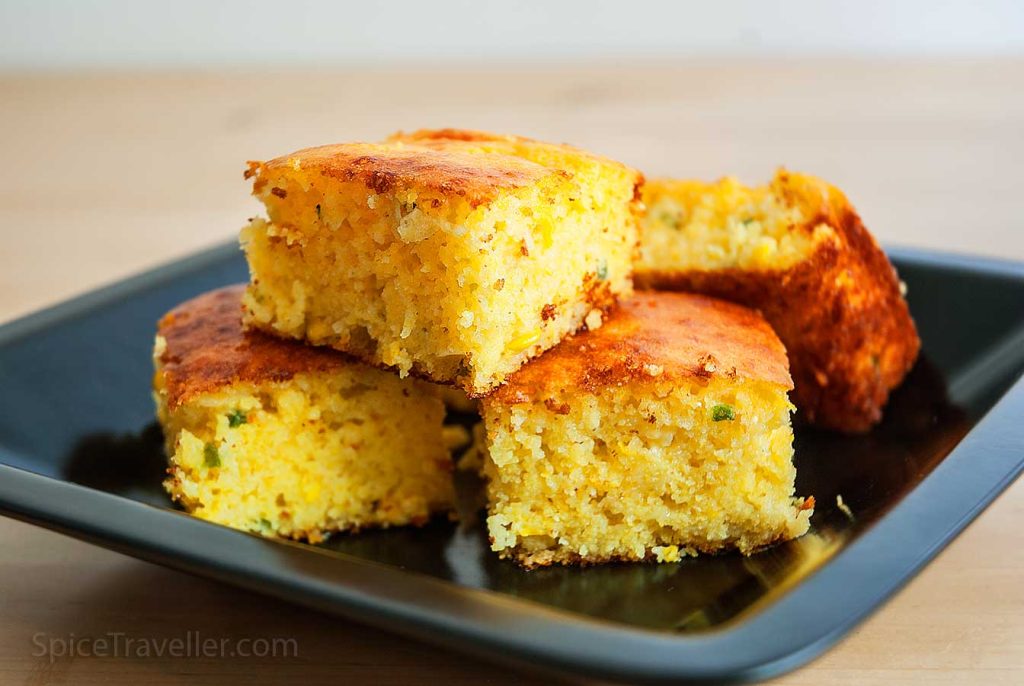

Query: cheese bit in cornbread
(482, 291), (813, 568)
(636, 169), (920, 433)
(153, 285), (455, 542)
(241, 128), (642, 395)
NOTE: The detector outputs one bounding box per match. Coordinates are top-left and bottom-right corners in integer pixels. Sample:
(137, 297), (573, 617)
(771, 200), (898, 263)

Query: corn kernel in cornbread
(483, 292), (813, 568)
(637, 170), (920, 432)
(153, 285), (455, 542)
(242, 129), (642, 395)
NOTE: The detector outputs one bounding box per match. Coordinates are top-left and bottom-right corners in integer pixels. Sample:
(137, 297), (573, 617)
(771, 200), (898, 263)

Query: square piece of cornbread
(636, 170), (920, 432)
(153, 285), (455, 542)
(482, 291), (813, 568)
(241, 129), (642, 395)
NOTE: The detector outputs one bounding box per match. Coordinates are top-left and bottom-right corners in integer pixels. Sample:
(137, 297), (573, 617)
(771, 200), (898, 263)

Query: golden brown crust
(490, 292), (791, 405)
(157, 285), (349, 409)
(252, 129), (642, 211)
(254, 138), (561, 209)
(388, 128), (640, 181)
(637, 172), (920, 432)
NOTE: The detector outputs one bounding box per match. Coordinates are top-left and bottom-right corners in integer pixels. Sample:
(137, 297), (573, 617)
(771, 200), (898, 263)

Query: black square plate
(1, 245), (1022, 684)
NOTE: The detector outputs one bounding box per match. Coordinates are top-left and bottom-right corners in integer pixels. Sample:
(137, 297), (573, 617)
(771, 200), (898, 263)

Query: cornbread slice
(241, 128), (642, 395)
(636, 170), (920, 432)
(483, 292), (813, 568)
(153, 285), (455, 542)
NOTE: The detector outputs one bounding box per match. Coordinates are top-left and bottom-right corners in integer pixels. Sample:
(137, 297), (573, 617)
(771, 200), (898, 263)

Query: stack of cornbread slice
(154, 129), (917, 567)
(155, 129), (641, 545)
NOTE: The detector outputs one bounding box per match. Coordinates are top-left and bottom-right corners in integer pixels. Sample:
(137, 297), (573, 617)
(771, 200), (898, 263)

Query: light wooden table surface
(1, 61), (1022, 685)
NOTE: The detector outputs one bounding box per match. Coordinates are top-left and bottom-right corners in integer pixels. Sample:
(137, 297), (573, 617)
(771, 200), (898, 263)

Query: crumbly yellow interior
(242, 156), (637, 395)
(639, 175), (833, 272)
(483, 377), (811, 567)
(155, 359), (454, 542)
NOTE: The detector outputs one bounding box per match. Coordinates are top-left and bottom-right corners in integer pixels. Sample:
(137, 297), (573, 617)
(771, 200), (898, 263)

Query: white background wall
(1, 0), (1022, 69)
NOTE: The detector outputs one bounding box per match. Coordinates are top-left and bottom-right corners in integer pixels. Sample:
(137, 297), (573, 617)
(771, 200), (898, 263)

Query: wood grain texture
(0, 61), (1021, 685)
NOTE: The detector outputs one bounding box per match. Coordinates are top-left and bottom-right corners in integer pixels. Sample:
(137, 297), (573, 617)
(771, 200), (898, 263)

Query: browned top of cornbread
(248, 129), (642, 210)
(389, 128), (641, 184)
(248, 137), (559, 209)
(156, 285), (347, 409)
(492, 292), (791, 404)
